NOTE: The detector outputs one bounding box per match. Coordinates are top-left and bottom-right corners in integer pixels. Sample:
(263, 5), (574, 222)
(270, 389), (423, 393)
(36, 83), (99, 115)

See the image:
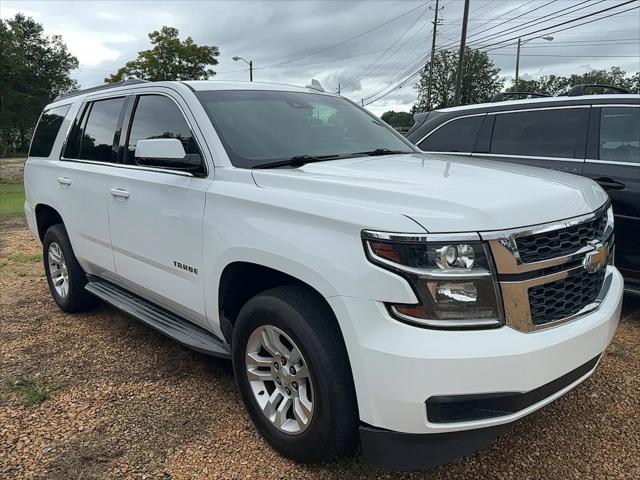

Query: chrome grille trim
(480, 203), (613, 332)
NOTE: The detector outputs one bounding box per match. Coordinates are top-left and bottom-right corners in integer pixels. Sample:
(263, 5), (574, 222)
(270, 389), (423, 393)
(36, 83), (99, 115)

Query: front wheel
(232, 285), (358, 463)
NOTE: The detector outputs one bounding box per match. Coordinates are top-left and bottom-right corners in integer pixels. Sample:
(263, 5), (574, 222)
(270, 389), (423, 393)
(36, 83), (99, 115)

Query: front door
(107, 93), (212, 328)
(583, 105), (640, 280)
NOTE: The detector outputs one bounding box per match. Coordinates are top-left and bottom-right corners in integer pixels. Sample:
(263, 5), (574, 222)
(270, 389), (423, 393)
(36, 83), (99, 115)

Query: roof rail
(491, 92), (550, 102)
(54, 78), (151, 101)
(565, 84), (630, 96)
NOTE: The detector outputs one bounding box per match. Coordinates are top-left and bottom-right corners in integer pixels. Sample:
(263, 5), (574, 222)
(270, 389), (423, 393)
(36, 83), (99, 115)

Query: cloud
(3, 0), (638, 115)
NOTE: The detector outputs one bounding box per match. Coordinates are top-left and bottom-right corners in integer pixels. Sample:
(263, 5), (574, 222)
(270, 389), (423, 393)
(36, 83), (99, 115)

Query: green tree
(381, 110), (414, 129)
(0, 14), (78, 155)
(506, 67), (639, 95)
(413, 48), (503, 112)
(106, 27), (220, 83)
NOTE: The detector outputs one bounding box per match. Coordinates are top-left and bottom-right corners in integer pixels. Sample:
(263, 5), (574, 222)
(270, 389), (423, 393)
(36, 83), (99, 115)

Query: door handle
(594, 177), (625, 191)
(57, 177), (72, 186)
(110, 188), (130, 199)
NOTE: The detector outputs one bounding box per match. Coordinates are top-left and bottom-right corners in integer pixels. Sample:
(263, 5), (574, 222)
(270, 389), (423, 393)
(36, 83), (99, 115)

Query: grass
(6, 375), (62, 405)
(0, 178), (25, 218)
(7, 252), (42, 263)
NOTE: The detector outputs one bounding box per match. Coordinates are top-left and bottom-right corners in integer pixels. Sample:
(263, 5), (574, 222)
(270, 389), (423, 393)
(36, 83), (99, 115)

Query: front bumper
(327, 266), (623, 468)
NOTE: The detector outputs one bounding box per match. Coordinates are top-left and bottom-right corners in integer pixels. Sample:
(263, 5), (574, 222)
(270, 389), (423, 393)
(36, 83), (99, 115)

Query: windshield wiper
(252, 154), (342, 169)
(354, 148), (414, 156)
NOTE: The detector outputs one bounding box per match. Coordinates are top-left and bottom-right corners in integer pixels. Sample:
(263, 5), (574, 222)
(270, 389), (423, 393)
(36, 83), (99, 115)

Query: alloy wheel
(245, 325), (314, 434)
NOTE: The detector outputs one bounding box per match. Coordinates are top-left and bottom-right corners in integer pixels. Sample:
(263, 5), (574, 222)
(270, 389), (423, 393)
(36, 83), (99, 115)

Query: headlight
(362, 231), (504, 329)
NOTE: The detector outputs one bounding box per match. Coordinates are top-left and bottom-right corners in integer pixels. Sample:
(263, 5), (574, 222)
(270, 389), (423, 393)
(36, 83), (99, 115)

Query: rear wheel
(43, 224), (96, 312)
(232, 285), (358, 463)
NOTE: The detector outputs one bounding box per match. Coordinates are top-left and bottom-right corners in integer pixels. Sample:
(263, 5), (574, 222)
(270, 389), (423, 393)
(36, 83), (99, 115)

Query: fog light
(435, 282), (477, 303)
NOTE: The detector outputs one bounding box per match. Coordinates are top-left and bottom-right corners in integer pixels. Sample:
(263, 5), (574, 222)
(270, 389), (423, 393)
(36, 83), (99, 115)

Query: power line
(266, 2), (430, 68)
(475, 1), (638, 50)
(362, 1), (639, 106)
(340, 10), (429, 89)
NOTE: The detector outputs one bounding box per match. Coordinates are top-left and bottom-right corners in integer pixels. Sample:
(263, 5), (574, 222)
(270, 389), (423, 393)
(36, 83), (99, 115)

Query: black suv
(406, 90), (640, 293)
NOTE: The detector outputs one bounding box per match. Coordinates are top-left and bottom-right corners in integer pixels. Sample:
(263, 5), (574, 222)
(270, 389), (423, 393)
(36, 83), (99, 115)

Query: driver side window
(125, 94), (204, 174)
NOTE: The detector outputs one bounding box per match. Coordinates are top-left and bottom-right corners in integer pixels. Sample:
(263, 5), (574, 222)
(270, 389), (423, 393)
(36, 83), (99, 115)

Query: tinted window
(195, 90), (414, 168)
(491, 108), (588, 158)
(599, 107), (639, 163)
(29, 105), (70, 157)
(418, 115), (484, 152)
(77, 97), (125, 162)
(126, 95), (200, 164)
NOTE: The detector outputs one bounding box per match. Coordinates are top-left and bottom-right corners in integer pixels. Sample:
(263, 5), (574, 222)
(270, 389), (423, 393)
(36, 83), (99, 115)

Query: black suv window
(418, 115), (484, 152)
(126, 95), (201, 167)
(491, 108), (588, 158)
(599, 107), (639, 163)
(29, 105), (70, 157)
(67, 97), (125, 163)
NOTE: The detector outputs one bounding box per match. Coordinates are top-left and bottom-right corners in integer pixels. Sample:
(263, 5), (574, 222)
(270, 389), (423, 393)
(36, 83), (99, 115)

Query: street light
(232, 56), (253, 82)
(515, 35), (553, 92)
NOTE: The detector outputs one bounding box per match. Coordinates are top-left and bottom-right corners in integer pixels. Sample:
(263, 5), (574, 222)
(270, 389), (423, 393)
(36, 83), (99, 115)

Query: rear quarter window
(29, 105), (71, 157)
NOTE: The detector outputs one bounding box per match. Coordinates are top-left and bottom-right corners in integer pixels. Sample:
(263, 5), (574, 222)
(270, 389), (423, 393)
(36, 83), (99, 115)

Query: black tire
(43, 224), (96, 313)
(232, 285), (358, 463)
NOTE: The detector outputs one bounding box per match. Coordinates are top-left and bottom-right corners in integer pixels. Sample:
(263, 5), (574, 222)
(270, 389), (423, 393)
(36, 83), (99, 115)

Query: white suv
(24, 79), (623, 470)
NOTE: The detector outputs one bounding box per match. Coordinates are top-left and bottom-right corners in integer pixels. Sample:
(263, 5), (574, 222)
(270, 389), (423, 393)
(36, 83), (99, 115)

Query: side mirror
(135, 138), (186, 160)
(134, 138), (204, 175)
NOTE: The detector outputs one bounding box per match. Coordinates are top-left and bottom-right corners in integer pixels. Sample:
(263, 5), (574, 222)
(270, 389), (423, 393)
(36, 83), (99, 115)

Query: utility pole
(454, 0), (470, 106)
(361, 98), (364, 107)
(514, 38), (521, 92)
(337, 83), (341, 95)
(426, 0), (442, 111)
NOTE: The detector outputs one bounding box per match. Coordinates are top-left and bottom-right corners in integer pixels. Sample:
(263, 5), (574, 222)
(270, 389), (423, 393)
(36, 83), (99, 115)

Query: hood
(251, 153), (608, 233)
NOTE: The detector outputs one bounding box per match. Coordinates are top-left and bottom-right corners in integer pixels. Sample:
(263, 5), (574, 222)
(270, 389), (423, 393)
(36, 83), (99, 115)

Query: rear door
(582, 104), (640, 279)
(473, 106), (589, 175)
(57, 96), (127, 274)
(106, 91), (213, 328)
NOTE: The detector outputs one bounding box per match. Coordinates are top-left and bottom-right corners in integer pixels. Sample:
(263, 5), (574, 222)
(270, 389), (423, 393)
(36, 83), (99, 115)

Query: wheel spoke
(49, 245), (61, 263)
(294, 364), (309, 379)
(246, 351), (273, 368)
(274, 396), (292, 429)
(293, 396), (312, 426)
(262, 327), (289, 358)
(246, 368), (272, 382)
(53, 276), (65, 287)
(263, 389), (283, 418)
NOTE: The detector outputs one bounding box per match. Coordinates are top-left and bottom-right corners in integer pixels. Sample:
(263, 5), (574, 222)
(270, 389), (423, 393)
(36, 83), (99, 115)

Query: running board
(85, 279), (230, 358)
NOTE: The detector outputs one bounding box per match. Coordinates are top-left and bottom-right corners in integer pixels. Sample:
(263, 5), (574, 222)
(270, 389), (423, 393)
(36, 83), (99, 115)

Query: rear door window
(491, 108), (589, 158)
(599, 107), (639, 163)
(418, 115), (484, 152)
(29, 105), (71, 157)
(75, 97), (126, 163)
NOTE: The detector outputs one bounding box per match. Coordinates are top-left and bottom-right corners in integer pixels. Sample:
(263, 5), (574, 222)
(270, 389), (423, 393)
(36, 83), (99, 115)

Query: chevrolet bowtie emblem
(583, 242), (609, 274)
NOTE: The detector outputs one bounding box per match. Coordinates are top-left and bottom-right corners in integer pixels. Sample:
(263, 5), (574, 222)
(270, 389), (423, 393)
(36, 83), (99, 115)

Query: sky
(2, 0), (639, 115)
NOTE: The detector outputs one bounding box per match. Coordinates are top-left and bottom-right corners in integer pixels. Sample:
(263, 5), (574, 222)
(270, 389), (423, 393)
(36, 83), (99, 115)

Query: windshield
(196, 89), (416, 168)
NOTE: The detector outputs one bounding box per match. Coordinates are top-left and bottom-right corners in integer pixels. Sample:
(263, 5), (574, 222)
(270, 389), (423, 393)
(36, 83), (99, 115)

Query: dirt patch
(0, 157), (26, 183)
(1, 218), (639, 479)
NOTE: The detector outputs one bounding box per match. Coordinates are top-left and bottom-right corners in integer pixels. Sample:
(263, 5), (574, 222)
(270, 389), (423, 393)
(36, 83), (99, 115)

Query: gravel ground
(1, 218), (638, 480)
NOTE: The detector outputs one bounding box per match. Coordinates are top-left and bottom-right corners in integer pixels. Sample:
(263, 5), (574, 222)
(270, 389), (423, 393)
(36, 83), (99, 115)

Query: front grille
(516, 212), (607, 263)
(528, 269), (605, 325)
